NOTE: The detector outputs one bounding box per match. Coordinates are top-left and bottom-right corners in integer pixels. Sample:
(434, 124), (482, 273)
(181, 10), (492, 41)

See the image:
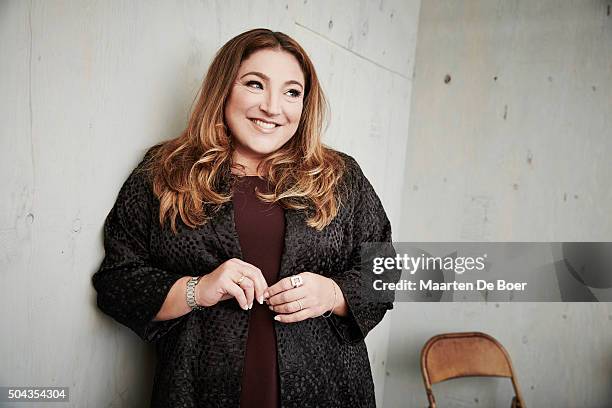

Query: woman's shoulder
(323, 147), (368, 186)
(324, 148), (385, 212)
(115, 146), (161, 207)
(132, 143), (166, 182)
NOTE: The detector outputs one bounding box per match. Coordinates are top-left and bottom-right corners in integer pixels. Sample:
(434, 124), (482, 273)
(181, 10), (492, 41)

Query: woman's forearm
(153, 276), (193, 321)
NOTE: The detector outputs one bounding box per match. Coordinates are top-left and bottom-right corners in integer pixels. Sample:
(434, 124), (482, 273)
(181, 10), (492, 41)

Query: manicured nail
(242, 304), (248, 310)
(274, 316), (281, 321)
(249, 303), (253, 310)
(258, 296), (264, 304)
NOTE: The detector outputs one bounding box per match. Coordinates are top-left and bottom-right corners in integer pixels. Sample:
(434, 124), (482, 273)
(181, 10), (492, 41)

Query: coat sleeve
(327, 156), (400, 345)
(92, 155), (187, 343)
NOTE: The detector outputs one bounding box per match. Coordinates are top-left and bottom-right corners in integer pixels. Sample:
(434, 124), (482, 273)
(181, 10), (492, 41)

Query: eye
(285, 88), (302, 98)
(245, 80), (263, 90)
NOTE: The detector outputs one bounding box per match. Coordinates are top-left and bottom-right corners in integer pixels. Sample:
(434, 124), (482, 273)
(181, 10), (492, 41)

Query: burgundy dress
(232, 176), (284, 408)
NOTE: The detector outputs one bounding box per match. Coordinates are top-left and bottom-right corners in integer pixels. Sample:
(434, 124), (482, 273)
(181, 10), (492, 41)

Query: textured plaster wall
(0, 1), (418, 406)
(384, 1), (612, 407)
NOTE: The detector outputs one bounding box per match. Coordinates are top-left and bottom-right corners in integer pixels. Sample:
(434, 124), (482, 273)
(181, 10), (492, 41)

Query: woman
(92, 28), (397, 408)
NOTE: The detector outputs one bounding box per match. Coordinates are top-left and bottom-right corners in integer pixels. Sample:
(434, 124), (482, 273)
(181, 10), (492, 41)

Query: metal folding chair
(420, 332), (526, 408)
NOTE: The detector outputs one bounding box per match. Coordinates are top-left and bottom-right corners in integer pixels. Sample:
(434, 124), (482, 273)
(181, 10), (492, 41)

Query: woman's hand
(265, 272), (348, 323)
(196, 258), (268, 310)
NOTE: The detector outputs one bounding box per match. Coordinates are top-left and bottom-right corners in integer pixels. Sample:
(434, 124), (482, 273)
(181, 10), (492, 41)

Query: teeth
(251, 119), (277, 129)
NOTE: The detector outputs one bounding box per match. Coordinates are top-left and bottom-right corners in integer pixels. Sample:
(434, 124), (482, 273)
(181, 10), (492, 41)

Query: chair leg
(425, 390), (436, 408)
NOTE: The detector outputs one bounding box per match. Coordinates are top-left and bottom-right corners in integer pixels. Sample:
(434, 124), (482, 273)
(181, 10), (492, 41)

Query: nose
(259, 90), (281, 116)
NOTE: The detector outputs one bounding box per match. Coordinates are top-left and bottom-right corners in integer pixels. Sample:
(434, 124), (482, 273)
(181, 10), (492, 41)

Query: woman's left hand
(265, 272), (347, 323)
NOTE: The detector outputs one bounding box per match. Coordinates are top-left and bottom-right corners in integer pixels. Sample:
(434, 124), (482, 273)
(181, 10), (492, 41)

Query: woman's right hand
(195, 258), (267, 310)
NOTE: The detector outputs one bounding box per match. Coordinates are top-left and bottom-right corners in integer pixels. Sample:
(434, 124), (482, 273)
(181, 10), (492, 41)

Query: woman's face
(224, 48), (305, 163)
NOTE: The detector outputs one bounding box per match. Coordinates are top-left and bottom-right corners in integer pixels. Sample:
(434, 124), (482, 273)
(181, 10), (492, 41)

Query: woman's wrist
(328, 279), (348, 317)
(194, 274), (212, 307)
(191, 276), (205, 308)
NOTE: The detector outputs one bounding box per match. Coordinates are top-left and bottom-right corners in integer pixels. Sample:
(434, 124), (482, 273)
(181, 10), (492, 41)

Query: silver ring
(290, 275), (303, 288)
(296, 299), (304, 311)
(236, 275), (245, 285)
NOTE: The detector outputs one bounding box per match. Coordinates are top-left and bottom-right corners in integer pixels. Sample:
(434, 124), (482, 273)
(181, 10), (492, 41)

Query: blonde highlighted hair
(140, 28), (346, 234)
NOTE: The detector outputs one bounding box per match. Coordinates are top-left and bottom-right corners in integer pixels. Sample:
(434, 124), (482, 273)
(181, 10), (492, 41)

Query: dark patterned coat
(92, 147), (398, 408)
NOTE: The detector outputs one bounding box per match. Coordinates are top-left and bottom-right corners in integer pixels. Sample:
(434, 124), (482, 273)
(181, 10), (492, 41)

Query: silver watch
(186, 276), (206, 311)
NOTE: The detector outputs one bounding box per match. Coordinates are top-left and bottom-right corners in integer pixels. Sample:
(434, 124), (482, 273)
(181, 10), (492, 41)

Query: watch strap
(186, 276), (206, 311)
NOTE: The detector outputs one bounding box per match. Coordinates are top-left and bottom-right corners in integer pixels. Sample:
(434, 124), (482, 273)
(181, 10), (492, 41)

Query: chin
(249, 143), (284, 156)
(243, 134), (294, 155)
(237, 139), (282, 156)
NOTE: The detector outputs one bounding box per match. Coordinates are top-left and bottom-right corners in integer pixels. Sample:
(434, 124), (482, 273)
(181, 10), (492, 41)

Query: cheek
(226, 90), (258, 119)
(224, 94), (239, 123)
(287, 103), (304, 124)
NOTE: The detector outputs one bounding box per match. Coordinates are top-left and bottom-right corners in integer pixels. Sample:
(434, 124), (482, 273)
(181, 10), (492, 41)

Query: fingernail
(258, 296), (264, 304)
(243, 304), (249, 310)
(249, 303), (253, 310)
(274, 316), (280, 321)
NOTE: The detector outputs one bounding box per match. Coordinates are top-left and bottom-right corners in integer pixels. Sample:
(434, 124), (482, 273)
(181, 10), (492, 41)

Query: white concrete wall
(0, 1), (419, 406)
(384, 1), (612, 407)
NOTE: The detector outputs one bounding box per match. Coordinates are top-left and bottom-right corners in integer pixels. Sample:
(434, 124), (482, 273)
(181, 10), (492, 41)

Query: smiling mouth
(249, 118), (280, 129)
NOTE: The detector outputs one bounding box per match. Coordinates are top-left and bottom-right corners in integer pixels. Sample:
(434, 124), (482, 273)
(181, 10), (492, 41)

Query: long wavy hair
(140, 28), (346, 234)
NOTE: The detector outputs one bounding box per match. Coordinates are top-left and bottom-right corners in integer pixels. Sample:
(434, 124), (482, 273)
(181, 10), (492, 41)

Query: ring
(290, 275), (303, 288)
(236, 275), (245, 285)
(296, 299), (304, 311)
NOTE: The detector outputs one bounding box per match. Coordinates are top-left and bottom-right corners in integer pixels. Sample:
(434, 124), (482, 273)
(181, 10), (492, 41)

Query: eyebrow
(240, 71), (304, 89)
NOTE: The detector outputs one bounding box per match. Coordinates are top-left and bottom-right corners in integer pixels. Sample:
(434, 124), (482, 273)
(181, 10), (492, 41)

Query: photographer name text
(373, 279), (527, 292)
